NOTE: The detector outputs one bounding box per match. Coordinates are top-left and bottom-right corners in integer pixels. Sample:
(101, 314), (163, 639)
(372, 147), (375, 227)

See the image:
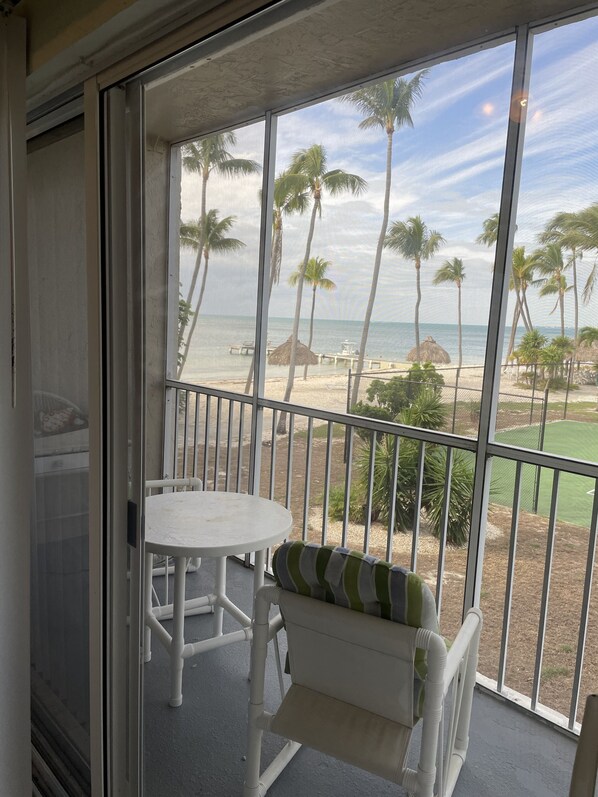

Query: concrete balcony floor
(144, 558), (578, 797)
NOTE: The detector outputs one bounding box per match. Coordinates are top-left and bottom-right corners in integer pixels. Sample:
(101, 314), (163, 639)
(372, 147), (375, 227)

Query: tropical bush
(331, 388), (474, 546)
(423, 448), (474, 547)
(351, 363), (445, 428)
(327, 485), (366, 524)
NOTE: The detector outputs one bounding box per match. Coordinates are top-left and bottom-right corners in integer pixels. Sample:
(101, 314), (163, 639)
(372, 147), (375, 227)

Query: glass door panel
(28, 119), (91, 791)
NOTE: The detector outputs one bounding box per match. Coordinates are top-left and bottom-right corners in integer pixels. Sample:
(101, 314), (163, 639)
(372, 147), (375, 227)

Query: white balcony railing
(163, 378), (598, 734)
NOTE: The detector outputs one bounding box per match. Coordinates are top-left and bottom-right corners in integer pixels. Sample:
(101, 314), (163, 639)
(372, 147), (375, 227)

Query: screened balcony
(143, 553), (579, 796)
(137, 3), (598, 795)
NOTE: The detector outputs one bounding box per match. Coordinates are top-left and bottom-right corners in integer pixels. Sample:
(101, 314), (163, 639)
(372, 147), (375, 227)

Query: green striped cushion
(272, 541), (439, 717)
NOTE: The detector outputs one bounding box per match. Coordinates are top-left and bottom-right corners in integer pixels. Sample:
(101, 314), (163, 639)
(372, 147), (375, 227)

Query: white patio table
(144, 490), (292, 707)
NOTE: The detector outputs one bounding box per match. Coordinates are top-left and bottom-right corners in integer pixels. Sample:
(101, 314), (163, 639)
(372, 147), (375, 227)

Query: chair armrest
(443, 608), (482, 694)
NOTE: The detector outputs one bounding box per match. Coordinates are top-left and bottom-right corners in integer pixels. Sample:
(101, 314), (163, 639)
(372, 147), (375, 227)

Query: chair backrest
(272, 541), (439, 722)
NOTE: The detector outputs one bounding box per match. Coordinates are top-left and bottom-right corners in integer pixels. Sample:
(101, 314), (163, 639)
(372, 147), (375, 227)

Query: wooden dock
(229, 343), (397, 370)
(229, 342), (275, 356)
(317, 353), (398, 370)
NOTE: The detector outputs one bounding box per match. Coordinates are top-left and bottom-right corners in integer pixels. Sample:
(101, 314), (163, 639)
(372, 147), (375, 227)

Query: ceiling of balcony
(144, 0), (588, 143)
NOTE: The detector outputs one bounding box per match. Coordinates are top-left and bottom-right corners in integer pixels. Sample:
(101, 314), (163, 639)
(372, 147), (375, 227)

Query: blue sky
(179, 14), (598, 332)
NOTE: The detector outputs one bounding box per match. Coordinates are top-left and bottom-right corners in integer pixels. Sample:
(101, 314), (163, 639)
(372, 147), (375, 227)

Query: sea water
(181, 315), (568, 382)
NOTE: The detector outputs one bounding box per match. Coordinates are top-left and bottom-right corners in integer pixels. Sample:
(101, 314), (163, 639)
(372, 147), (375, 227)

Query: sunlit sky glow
(176, 14), (598, 330)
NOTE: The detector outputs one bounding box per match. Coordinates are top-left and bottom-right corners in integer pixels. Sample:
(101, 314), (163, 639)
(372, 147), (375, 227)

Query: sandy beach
(199, 361), (597, 425)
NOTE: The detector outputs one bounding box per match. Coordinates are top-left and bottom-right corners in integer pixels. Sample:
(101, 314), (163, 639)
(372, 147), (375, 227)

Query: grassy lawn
(491, 420), (598, 526)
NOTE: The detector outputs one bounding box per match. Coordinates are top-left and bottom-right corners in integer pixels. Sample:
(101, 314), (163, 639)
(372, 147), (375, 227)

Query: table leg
(213, 556), (226, 637)
(144, 550), (154, 663)
(170, 555), (187, 707)
(253, 549), (266, 604)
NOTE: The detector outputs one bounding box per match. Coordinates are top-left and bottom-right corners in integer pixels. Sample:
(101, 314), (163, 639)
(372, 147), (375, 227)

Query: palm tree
(343, 71), (428, 406)
(384, 215), (445, 361)
(177, 210), (245, 377)
(539, 211), (583, 343)
(541, 335), (574, 381)
(476, 212), (500, 247)
(534, 243), (571, 337)
(289, 257), (336, 379)
(579, 326), (598, 346)
(477, 216), (535, 361)
(503, 246), (539, 359)
(572, 203), (598, 304)
(244, 170), (310, 393)
(179, 133), (260, 348)
(433, 257), (465, 368)
(278, 144), (366, 433)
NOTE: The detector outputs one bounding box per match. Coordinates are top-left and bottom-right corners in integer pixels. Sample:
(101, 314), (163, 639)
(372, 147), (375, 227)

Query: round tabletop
(145, 491), (293, 558)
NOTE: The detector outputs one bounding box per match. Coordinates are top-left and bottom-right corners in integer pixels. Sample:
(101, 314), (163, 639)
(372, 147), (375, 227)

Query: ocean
(181, 315), (568, 382)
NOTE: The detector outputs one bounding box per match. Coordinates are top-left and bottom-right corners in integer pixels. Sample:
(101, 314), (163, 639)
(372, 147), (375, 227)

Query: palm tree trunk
(559, 291), (565, 337)
(183, 172), (208, 313)
(179, 172), (208, 358)
(415, 259), (422, 360)
(457, 283), (462, 370)
(177, 252), (209, 378)
(303, 286), (317, 380)
(351, 130), (393, 406)
(277, 202), (318, 434)
(179, 249), (203, 352)
(506, 302), (521, 361)
(522, 288), (533, 331)
(244, 222), (282, 393)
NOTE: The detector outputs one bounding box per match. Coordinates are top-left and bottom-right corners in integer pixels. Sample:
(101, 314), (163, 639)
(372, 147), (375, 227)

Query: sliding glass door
(28, 119), (91, 792)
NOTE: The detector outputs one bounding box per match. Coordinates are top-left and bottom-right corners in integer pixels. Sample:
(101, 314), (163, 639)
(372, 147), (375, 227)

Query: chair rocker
(245, 542), (482, 797)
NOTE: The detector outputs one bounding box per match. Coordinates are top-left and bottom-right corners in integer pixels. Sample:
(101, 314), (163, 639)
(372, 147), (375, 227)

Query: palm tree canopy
(288, 144), (367, 206)
(573, 203), (598, 302)
(510, 246), (537, 290)
(534, 243), (567, 278)
(476, 213), (499, 246)
(181, 132), (260, 180)
(180, 210), (245, 255)
(342, 71), (428, 134)
(515, 329), (548, 363)
(578, 326), (598, 346)
(538, 210), (585, 250)
(272, 170), (311, 216)
(384, 215), (445, 262)
(289, 256), (336, 291)
(433, 257), (465, 286)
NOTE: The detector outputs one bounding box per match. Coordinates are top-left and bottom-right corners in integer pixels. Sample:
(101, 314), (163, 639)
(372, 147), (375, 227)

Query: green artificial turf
(491, 420), (598, 526)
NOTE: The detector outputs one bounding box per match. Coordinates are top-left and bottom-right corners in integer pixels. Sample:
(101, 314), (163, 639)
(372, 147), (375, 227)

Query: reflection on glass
(495, 17), (598, 462)
(28, 122), (90, 783)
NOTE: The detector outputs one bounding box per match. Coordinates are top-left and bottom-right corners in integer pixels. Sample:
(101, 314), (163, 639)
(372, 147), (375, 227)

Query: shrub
(356, 433), (420, 532)
(423, 449), (474, 547)
(359, 363), (444, 417)
(327, 485), (365, 524)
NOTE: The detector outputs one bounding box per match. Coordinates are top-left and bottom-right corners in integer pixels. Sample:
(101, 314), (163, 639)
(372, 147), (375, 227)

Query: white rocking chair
(245, 542), (482, 797)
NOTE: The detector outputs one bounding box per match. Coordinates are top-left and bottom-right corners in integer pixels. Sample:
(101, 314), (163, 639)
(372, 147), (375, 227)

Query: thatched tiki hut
(407, 335), (451, 364)
(268, 336), (319, 366)
(576, 342), (598, 364)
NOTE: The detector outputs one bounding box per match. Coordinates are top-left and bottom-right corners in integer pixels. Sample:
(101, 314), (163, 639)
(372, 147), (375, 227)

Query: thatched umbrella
(268, 336), (319, 366)
(407, 335), (451, 364)
(576, 342), (598, 364)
